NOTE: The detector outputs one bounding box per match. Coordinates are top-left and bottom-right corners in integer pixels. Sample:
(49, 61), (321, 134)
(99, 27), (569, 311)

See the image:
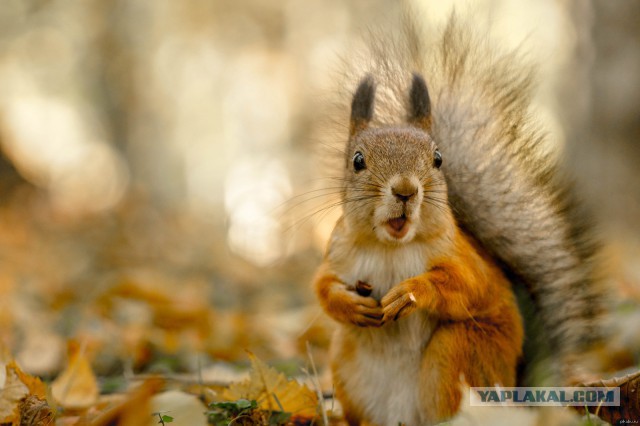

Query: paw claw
(381, 289), (417, 322)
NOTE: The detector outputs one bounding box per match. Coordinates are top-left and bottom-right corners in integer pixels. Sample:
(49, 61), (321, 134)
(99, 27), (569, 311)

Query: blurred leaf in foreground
(51, 340), (99, 411)
(0, 361), (51, 425)
(0, 362), (29, 424)
(91, 377), (164, 426)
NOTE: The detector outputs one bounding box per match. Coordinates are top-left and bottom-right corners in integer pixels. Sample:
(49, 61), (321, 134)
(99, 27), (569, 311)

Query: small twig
(153, 411), (173, 425)
(197, 354), (204, 400)
(306, 341), (329, 426)
(272, 392), (285, 413)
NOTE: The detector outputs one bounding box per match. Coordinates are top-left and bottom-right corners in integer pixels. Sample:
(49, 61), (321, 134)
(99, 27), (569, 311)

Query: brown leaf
(223, 352), (318, 418)
(9, 361), (47, 399)
(0, 363), (29, 424)
(90, 378), (164, 426)
(574, 370), (640, 424)
(51, 340), (99, 411)
(18, 394), (53, 426)
(0, 361), (51, 425)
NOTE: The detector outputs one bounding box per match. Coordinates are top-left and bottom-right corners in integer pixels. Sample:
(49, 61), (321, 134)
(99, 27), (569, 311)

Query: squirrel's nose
(394, 192), (415, 203)
(392, 180), (418, 203)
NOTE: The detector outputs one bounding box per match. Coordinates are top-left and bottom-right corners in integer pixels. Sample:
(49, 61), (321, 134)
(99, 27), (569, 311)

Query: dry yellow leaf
(18, 394), (53, 426)
(222, 352), (318, 417)
(51, 340), (99, 410)
(0, 363), (29, 424)
(8, 361), (47, 399)
(0, 361), (52, 425)
(91, 378), (163, 426)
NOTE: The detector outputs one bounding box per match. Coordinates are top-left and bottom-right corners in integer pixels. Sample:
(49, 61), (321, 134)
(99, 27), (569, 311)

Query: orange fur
(314, 227), (523, 425)
(314, 262), (384, 328)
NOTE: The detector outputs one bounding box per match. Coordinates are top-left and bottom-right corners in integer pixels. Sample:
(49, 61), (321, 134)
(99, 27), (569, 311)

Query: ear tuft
(350, 75), (376, 136)
(408, 72), (432, 130)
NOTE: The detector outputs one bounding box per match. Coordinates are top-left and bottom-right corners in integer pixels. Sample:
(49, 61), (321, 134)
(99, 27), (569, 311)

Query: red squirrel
(311, 13), (608, 423)
(314, 74), (523, 425)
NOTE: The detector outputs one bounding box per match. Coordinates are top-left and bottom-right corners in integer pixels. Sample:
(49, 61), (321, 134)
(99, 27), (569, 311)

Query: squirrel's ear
(350, 75), (376, 136)
(408, 72), (432, 131)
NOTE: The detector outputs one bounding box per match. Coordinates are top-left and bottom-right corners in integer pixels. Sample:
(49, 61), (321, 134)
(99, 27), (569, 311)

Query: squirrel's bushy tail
(338, 12), (607, 381)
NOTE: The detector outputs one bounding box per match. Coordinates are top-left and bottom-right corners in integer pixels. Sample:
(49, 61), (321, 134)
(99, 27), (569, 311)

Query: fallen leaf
(0, 361), (52, 425)
(0, 363), (29, 424)
(223, 352), (318, 418)
(574, 370), (640, 424)
(51, 340), (99, 411)
(18, 394), (53, 425)
(8, 361), (47, 399)
(90, 377), (164, 426)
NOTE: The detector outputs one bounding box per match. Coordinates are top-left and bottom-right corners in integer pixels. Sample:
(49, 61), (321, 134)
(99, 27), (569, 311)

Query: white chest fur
(337, 242), (429, 299)
(331, 242), (438, 425)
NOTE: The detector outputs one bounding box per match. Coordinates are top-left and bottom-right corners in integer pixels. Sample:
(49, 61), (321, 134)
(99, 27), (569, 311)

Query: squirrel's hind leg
(418, 326), (466, 423)
(419, 321), (520, 423)
(333, 382), (364, 426)
(331, 357), (365, 426)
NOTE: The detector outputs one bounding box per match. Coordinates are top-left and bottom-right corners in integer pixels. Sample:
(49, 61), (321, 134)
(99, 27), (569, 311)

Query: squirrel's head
(343, 73), (451, 245)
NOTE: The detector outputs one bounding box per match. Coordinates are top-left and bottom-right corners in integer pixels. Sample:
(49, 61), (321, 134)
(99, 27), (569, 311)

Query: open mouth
(385, 214), (409, 239)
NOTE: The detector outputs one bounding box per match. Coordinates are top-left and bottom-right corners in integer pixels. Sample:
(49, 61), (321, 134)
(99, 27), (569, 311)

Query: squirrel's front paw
(328, 287), (384, 328)
(350, 295), (384, 328)
(381, 284), (418, 322)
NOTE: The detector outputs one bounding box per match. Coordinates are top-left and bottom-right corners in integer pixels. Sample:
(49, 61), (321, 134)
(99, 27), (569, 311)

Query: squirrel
(312, 14), (607, 426)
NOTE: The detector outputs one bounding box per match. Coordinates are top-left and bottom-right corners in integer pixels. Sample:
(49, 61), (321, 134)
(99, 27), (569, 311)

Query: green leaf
(207, 398), (260, 425)
(161, 415), (174, 423)
(235, 398), (254, 409)
(208, 399), (257, 413)
(268, 410), (291, 425)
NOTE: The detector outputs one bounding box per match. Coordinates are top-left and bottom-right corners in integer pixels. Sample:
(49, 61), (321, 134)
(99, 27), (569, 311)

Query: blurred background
(0, 0), (638, 384)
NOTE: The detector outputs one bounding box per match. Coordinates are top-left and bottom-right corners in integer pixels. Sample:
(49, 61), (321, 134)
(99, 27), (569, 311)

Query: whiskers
(420, 175), (450, 215)
(278, 176), (382, 237)
(279, 170), (449, 242)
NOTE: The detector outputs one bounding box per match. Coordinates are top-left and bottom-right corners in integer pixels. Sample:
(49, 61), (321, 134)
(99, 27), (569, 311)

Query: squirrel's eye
(433, 150), (442, 169)
(353, 151), (366, 172)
